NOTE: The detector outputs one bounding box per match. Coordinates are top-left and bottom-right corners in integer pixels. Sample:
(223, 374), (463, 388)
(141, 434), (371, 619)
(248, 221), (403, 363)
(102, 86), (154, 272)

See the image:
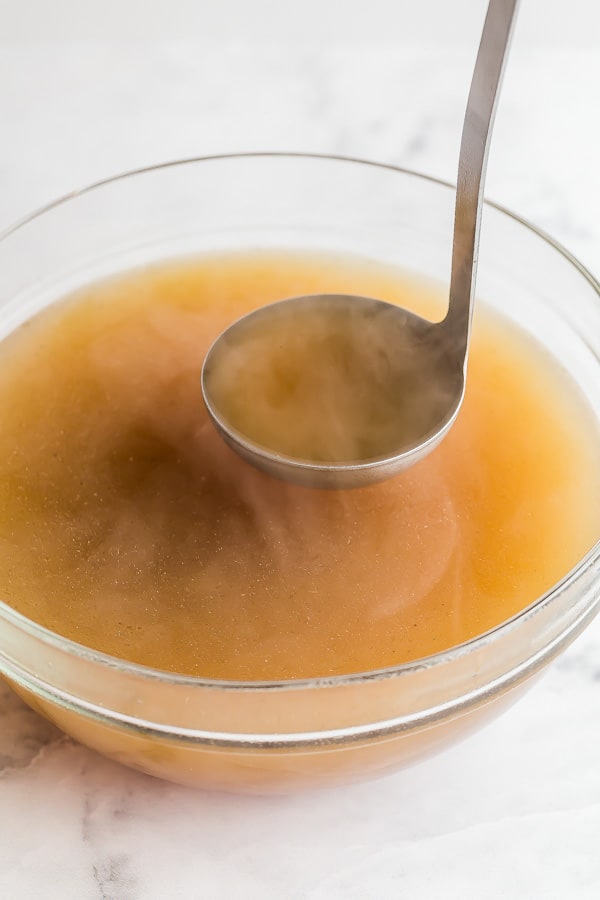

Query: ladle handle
(445, 0), (520, 356)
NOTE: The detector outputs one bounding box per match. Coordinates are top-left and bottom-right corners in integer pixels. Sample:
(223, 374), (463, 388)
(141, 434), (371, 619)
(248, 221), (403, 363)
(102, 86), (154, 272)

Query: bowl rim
(0, 150), (598, 694)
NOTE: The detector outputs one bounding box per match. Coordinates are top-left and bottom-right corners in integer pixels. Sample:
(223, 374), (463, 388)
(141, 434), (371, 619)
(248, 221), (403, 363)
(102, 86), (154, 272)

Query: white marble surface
(1, 29), (599, 900)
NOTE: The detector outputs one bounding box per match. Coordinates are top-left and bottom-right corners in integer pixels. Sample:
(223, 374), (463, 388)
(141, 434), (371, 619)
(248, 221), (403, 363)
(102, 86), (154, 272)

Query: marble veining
(83, 790), (140, 900)
(0, 39), (599, 900)
(0, 681), (65, 775)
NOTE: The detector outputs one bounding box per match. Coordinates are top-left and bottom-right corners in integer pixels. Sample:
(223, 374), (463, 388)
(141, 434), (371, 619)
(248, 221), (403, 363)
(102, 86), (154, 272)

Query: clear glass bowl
(0, 154), (598, 793)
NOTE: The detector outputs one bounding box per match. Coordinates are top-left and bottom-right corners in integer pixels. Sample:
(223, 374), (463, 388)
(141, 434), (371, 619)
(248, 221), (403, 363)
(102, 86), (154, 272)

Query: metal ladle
(202, 0), (519, 488)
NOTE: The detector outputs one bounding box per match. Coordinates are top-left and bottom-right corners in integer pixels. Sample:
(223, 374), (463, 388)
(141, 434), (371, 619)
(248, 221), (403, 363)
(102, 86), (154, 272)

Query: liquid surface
(0, 251), (598, 680)
(204, 297), (458, 463)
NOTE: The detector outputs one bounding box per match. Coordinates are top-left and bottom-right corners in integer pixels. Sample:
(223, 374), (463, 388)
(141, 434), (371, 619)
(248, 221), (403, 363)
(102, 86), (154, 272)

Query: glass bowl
(0, 154), (598, 794)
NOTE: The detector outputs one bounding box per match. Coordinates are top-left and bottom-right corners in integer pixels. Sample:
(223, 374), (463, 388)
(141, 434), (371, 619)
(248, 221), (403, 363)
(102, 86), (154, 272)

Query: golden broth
(0, 250), (598, 681)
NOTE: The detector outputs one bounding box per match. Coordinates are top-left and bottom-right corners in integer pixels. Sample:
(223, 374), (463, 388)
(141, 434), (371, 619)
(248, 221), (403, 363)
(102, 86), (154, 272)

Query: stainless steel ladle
(202, 0), (520, 488)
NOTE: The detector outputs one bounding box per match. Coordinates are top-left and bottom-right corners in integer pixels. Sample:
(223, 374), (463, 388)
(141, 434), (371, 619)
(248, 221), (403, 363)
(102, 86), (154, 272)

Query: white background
(2, 0), (600, 47)
(2, 0), (599, 273)
(1, 2), (599, 899)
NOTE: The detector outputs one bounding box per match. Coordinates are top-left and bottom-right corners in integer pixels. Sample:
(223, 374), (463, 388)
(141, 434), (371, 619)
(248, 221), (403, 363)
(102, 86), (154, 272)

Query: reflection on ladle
(202, 0), (520, 489)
